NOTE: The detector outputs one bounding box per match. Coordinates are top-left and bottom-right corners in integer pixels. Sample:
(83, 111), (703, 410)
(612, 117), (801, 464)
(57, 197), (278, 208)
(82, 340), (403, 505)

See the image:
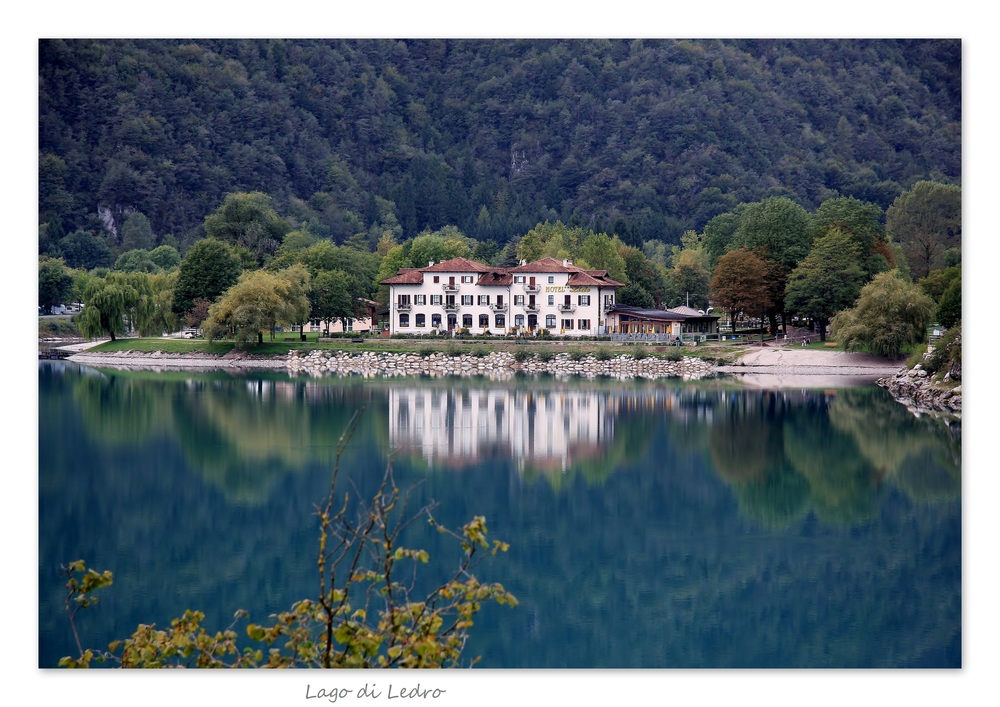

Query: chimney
(563, 259), (569, 267)
(429, 260), (434, 267)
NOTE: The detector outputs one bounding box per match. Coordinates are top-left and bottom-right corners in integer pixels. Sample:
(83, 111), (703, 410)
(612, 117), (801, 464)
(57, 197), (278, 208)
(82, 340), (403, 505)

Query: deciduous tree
(38, 256), (74, 313)
(886, 181), (961, 279)
(810, 196), (889, 279)
(172, 238), (244, 320)
(78, 271), (157, 341)
(203, 192), (291, 265)
(202, 267), (311, 345)
(784, 228), (866, 341)
(831, 270), (934, 358)
(709, 248), (773, 337)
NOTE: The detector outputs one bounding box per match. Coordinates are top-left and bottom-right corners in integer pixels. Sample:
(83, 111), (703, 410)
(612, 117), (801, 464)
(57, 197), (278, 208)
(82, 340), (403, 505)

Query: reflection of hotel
(388, 384), (720, 473)
(389, 387), (614, 473)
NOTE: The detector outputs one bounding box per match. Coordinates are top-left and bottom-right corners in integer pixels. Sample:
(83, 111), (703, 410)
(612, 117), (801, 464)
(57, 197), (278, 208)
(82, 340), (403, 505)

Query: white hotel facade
(381, 256), (624, 337)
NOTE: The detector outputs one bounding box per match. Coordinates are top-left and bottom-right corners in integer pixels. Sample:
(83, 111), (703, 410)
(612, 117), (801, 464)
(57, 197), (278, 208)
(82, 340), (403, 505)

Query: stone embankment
(876, 331), (962, 417)
(287, 349), (715, 380)
(877, 366), (961, 416)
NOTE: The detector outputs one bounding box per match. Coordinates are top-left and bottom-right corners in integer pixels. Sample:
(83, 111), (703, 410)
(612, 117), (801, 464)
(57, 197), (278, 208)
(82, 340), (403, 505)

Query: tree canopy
(885, 181), (961, 279)
(78, 271), (158, 340)
(39, 39), (960, 250)
(784, 228), (866, 341)
(202, 267), (311, 345)
(831, 271), (935, 358)
(172, 238), (244, 319)
(709, 248), (774, 333)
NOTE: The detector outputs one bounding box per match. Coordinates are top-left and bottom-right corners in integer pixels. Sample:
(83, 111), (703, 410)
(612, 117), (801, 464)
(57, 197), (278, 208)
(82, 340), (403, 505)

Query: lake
(38, 360), (961, 668)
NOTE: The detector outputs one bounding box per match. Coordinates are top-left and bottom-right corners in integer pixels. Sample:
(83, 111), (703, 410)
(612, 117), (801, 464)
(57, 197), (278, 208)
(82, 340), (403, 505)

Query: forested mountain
(38, 38), (960, 253)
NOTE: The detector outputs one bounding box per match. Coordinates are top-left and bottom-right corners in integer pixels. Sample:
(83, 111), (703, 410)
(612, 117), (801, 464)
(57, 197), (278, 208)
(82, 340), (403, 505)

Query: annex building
(381, 256), (625, 337)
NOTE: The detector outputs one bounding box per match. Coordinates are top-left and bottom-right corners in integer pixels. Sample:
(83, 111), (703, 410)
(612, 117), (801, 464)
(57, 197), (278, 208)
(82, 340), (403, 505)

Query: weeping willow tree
(830, 270), (934, 358)
(77, 270), (157, 341)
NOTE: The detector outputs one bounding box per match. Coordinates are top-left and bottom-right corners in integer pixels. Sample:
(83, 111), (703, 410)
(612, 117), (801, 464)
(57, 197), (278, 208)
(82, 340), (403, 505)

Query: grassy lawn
(84, 334), (747, 363)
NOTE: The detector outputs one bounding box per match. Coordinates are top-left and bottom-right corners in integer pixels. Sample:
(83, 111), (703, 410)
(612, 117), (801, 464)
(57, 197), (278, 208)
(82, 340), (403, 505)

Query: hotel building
(381, 256), (624, 336)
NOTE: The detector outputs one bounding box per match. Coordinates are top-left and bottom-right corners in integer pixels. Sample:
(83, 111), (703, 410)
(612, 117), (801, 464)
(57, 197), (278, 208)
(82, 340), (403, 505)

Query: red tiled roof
(510, 257), (574, 273)
(422, 257), (492, 273)
(508, 257), (623, 287)
(381, 269), (424, 285)
(567, 271), (625, 287)
(476, 269), (513, 286)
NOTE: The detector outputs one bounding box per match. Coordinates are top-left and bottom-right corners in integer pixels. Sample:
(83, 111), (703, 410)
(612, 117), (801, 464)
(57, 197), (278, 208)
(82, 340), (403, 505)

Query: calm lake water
(38, 361), (961, 668)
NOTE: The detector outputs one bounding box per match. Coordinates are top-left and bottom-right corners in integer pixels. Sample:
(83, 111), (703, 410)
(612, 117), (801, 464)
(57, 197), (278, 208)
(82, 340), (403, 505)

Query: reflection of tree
(894, 448), (961, 503)
(730, 461), (810, 528)
(784, 406), (883, 525)
(827, 389), (960, 503)
(72, 372), (172, 447)
(171, 380), (384, 506)
(709, 406), (780, 484)
(523, 416), (650, 490)
(69, 368), (391, 507)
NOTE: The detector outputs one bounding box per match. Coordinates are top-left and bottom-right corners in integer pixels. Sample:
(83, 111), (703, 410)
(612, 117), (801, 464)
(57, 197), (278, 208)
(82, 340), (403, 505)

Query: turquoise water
(38, 361), (961, 668)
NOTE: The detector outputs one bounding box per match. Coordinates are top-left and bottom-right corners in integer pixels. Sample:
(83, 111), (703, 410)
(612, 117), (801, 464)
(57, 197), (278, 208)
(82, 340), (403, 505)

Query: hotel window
(561, 319), (574, 330)
(462, 275), (474, 283)
(548, 295), (554, 306)
(514, 295), (524, 306)
(578, 319), (590, 331)
(433, 276), (440, 283)
(545, 314), (556, 328)
(431, 314), (442, 327)
(431, 294), (442, 305)
(478, 294), (490, 305)
(415, 294), (426, 305)
(397, 294), (410, 305)
(514, 275), (526, 283)
(463, 314), (473, 327)
(495, 313), (505, 328)
(415, 313), (426, 327)
(399, 313), (409, 327)
(479, 313), (489, 328)
(514, 314), (524, 327)
(547, 276), (555, 284)
(462, 295), (473, 305)
(578, 295), (590, 306)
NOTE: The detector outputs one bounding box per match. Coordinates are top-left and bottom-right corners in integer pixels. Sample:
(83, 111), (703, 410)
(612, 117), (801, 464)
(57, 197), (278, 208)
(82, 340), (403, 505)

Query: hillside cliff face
(39, 39), (960, 249)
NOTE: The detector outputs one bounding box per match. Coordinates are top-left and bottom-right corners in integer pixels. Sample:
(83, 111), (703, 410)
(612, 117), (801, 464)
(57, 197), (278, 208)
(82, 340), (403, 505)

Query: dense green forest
(39, 39), (960, 253)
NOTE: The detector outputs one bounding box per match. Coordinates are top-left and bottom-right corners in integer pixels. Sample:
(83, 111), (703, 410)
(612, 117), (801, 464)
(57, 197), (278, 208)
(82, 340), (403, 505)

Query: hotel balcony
(443, 302), (459, 311)
(522, 283), (542, 293)
(396, 302), (412, 311)
(491, 303), (508, 312)
(558, 303), (576, 313)
(525, 303), (540, 312)
(442, 283), (459, 292)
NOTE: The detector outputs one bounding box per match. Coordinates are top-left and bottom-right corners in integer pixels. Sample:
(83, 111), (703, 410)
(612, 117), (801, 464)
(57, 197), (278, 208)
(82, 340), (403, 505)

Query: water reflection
(387, 381), (960, 523)
(39, 363), (961, 668)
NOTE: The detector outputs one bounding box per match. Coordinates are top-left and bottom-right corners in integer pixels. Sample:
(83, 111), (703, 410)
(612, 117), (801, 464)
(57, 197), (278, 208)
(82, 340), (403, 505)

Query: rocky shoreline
(57, 345), (960, 415)
(877, 366), (962, 417)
